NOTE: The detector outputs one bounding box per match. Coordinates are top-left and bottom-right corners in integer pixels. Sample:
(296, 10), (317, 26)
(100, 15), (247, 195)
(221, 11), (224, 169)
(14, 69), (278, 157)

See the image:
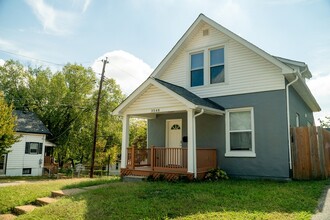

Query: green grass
(0, 176), (52, 183)
(0, 176), (119, 214)
(13, 179), (329, 220)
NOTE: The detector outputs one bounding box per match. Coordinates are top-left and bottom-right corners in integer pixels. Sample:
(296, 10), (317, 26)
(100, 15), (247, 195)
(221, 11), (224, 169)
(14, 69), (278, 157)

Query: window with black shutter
(25, 142), (43, 154)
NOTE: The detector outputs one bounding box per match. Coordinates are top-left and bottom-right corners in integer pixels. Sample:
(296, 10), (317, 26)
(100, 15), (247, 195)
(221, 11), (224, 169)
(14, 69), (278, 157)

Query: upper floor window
(190, 52), (204, 87)
(210, 48), (225, 84)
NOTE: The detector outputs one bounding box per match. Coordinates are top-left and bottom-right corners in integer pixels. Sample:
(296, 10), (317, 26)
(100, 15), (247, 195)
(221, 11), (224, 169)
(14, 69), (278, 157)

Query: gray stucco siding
(147, 90), (290, 179)
(209, 89), (290, 179)
(289, 86), (315, 127)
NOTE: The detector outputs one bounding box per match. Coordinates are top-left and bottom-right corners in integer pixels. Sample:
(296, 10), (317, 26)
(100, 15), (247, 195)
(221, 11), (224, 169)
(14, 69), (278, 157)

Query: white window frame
(225, 107), (256, 157)
(209, 47), (225, 84)
(190, 51), (204, 87)
(187, 43), (227, 88)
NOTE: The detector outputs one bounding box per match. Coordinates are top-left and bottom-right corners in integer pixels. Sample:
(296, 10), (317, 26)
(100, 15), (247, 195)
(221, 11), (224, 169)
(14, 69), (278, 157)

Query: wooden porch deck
(121, 147), (217, 180)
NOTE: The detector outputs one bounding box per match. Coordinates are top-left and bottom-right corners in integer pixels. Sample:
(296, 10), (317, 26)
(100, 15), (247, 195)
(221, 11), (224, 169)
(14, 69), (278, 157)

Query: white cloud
(82, 0), (91, 13)
(25, 0), (91, 35)
(307, 73), (330, 123)
(209, 0), (251, 31)
(92, 51), (153, 95)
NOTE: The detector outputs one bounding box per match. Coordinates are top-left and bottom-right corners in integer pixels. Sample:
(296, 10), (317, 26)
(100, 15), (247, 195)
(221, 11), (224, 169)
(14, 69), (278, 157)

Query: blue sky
(0, 0), (329, 122)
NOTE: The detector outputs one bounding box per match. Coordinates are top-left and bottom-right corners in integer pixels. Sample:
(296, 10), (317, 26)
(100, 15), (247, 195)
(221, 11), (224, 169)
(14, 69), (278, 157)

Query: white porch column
(121, 114), (130, 169)
(187, 109), (195, 174)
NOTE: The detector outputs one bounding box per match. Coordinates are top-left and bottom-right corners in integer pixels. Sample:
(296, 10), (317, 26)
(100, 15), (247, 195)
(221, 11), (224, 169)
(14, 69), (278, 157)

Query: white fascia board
(112, 78), (154, 115)
(152, 14), (294, 79)
(285, 74), (321, 112)
(151, 15), (204, 78)
(201, 15), (294, 74)
(294, 80), (321, 112)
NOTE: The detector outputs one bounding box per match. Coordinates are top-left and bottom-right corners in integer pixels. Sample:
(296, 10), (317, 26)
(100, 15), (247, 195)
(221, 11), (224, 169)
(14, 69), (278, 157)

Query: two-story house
(113, 14), (321, 180)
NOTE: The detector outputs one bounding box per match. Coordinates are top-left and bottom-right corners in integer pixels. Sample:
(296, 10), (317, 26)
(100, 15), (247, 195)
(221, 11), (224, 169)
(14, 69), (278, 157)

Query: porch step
(36, 197), (57, 206)
(0, 214), (17, 220)
(14, 205), (37, 215)
(51, 188), (86, 197)
(122, 175), (147, 182)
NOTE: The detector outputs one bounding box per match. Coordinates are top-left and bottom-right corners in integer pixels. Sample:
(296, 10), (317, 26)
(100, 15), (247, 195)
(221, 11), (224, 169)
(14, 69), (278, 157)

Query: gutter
(193, 109), (204, 178)
(286, 74), (299, 171)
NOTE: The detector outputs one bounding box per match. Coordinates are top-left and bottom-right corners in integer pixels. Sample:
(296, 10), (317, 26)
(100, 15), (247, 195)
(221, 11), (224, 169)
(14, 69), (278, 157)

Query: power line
(0, 49), (94, 67)
(0, 49), (65, 66)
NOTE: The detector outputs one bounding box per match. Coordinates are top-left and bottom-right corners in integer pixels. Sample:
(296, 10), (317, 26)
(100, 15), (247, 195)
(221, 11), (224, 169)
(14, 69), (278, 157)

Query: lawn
(11, 179), (328, 220)
(0, 176), (119, 214)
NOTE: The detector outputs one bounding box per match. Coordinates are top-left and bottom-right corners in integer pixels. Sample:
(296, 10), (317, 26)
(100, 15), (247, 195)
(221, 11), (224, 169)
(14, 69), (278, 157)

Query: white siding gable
(159, 23), (285, 98)
(125, 84), (186, 115)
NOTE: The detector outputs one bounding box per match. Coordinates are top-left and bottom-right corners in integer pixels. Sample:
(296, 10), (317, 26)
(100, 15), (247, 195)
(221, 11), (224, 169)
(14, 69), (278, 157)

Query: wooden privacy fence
(291, 126), (330, 180)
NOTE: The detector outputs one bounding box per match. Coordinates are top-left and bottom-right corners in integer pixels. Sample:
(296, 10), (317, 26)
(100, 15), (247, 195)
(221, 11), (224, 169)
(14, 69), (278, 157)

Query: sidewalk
(312, 185), (330, 220)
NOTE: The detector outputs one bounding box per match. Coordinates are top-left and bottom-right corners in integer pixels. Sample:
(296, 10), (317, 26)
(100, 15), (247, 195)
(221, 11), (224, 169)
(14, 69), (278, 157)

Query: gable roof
(14, 110), (51, 135)
(112, 78), (224, 116)
(151, 14), (294, 79)
(148, 13), (320, 112)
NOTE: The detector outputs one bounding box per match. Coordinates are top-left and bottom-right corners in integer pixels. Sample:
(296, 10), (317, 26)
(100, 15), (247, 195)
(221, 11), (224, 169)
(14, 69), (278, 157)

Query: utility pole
(90, 57), (109, 178)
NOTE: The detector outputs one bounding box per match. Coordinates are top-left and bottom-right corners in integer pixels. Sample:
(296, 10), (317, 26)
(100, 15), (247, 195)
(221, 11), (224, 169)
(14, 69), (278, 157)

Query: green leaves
(0, 92), (20, 155)
(0, 60), (125, 167)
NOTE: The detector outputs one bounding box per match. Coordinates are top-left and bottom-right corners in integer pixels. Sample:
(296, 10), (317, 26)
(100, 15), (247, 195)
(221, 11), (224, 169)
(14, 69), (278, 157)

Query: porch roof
(113, 77), (225, 116)
(154, 78), (224, 111)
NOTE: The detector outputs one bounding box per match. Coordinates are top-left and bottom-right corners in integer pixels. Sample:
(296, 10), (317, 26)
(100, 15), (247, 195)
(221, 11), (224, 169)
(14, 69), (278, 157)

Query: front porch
(113, 78), (225, 180)
(121, 146), (217, 180)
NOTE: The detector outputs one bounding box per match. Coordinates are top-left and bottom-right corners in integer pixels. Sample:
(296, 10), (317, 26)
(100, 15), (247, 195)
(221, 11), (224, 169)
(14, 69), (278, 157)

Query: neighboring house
(0, 110), (53, 176)
(113, 14), (321, 180)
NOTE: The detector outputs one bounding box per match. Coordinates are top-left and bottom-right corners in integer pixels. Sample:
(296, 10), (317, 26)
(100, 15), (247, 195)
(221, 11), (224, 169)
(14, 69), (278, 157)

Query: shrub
(204, 168), (229, 181)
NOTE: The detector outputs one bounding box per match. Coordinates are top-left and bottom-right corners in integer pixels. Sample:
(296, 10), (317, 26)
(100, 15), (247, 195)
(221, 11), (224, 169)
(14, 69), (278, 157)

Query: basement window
(22, 168), (32, 175)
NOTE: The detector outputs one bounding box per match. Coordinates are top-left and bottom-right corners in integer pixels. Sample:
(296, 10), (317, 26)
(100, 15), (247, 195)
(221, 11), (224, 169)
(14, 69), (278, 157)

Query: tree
(129, 119), (147, 149)
(0, 60), (30, 109)
(319, 116), (330, 128)
(0, 60), (126, 170)
(0, 92), (20, 155)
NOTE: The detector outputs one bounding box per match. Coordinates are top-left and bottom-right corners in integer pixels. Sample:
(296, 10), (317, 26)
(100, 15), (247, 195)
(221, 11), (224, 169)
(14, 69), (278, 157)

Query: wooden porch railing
(43, 156), (59, 174)
(127, 146), (216, 172)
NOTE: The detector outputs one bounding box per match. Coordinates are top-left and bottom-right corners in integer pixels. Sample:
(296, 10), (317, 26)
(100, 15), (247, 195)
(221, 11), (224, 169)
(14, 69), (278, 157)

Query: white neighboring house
(0, 110), (52, 176)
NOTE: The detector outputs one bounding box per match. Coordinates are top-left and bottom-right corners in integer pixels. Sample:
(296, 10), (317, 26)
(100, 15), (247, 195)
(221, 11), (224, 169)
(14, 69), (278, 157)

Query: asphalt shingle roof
(154, 78), (225, 111)
(14, 110), (51, 135)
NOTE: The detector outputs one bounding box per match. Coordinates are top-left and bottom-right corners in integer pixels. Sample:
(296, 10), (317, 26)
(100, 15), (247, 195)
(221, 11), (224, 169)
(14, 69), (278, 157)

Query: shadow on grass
(71, 179), (328, 219)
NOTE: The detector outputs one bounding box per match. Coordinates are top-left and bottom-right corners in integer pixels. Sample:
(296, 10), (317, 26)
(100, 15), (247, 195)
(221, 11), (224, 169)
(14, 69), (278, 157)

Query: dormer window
(210, 48), (225, 84)
(190, 52), (204, 87)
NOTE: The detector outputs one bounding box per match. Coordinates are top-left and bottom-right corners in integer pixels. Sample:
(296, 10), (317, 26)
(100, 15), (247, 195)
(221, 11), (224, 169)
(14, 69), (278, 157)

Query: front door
(0, 155), (6, 175)
(166, 119), (182, 166)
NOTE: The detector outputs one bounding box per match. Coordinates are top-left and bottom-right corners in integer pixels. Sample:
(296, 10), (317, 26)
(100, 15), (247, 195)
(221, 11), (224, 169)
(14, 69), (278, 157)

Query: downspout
(286, 74), (299, 171)
(193, 109), (204, 178)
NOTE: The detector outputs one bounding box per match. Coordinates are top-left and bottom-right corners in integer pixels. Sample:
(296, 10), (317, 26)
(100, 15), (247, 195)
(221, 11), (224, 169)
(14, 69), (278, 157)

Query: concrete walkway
(312, 186), (330, 220)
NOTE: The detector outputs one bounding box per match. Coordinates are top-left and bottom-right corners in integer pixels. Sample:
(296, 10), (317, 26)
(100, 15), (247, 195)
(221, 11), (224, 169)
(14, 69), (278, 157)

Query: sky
(0, 0), (329, 122)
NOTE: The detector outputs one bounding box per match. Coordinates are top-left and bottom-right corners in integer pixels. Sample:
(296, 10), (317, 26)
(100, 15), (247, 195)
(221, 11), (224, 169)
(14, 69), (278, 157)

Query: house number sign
(151, 108), (160, 113)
